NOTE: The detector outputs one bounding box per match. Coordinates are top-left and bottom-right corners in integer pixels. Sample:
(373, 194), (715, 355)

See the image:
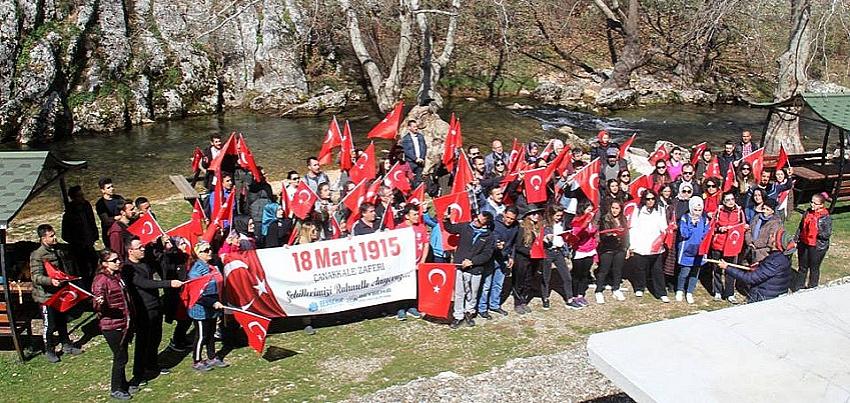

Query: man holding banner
(444, 211), (495, 329)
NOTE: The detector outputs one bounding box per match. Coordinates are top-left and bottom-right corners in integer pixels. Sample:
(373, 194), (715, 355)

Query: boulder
(403, 103), (450, 176)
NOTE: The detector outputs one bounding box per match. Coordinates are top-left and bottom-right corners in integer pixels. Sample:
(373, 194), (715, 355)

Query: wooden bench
(0, 301), (32, 338)
(169, 174), (200, 202)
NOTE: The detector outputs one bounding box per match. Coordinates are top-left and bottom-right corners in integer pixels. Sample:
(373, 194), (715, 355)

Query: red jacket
(711, 206), (745, 252)
(92, 269), (134, 333)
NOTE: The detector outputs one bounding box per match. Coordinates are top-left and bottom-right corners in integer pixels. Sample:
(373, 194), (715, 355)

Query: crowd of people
(28, 118), (834, 399)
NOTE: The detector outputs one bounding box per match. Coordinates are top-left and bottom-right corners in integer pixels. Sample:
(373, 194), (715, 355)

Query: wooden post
(0, 229), (24, 362)
(830, 127), (845, 212)
(821, 125), (831, 166)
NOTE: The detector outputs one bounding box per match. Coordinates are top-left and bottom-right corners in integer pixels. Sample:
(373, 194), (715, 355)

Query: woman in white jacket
(628, 189), (672, 302)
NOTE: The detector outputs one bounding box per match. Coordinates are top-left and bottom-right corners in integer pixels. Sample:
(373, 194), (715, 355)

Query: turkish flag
(202, 190), (235, 242)
(538, 140), (555, 161)
(330, 215), (343, 239)
(287, 226), (299, 246)
(341, 179), (368, 214)
(776, 145), (789, 171)
(222, 251), (286, 318)
(229, 307), (271, 354)
(629, 174), (652, 201)
(698, 219), (717, 255)
(648, 144), (669, 165)
(777, 188), (792, 211)
(44, 260), (79, 281)
(544, 145), (572, 181)
(166, 221), (198, 249)
(723, 163), (736, 193)
(507, 139), (523, 175)
(191, 199), (205, 235)
(619, 133), (637, 160)
(380, 206), (396, 230)
(623, 201), (638, 225)
(407, 183), (426, 214)
(278, 183), (290, 218)
(440, 223), (460, 252)
(740, 147), (765, 182)
(442, 114), (460, 171)
(524, 167), (548, 203)
(207, 133), (238, 173)
(181, 273), (213, 308)
(365, 178), (382, 204)
(530, 226), (546, 259)
(127, 213), (165, 245)
(383, 162), (412, 193)
(350, 142), (377, 184)
(290, 181), (318, 220)
(44, 283), (93, 312)
(318, 117), (341, 165)
(722, 223), (746, 257)
(575, 158), (602, 208)
(650, 221), (677, 253)
(236, 134), (263, 181)
(417, 263), (457, 319)
(451, 152), (474, 195)
(691, 142), (707, 167)
(191, 147), (204, 172)
(432, 191), (472, 224)
(705, 157), (722, 179)
(339, 120), (355, 171)
(367, 101), (404, 140)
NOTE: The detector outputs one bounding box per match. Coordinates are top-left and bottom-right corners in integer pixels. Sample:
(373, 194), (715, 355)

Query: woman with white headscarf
(675, 197), (711, 304)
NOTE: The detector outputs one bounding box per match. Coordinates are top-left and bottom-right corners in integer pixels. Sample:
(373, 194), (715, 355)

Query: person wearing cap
(717, 232), (794, 303)
(675, 197), (710, 304)
(590, 130), (620, 162)
(745, 197), (783, 265)
(600, 147), (628, 184)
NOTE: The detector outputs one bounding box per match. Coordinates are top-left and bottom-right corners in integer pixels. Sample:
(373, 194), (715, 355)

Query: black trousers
(709, 250), (736, 298)
(571, 256), (594, 297)
(103, 329), (130, 392)
(796, 245), (827, 290)
(194, 318), (217, 363)
(632, 253), (666, 299)
(171, 319), (193, 347)
(542, 251), (573, 301)
(512, 256), (536, 307)
(41, 305), (71, 350)
(132, 310), (163, 381)
(597, 250), (626, 290)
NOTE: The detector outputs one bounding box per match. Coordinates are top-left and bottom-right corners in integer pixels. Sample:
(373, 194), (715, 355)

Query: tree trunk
(596, 0), (643, 91)
(763, 0), (811, 155)
(413, 0), (460, 109)
(339, 0), (413, 112)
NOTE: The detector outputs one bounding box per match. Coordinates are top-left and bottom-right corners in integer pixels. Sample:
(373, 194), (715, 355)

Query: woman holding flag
(188, 241), (228, 372)
(628, 189), (671, 303)
(709, 192), (747, 303)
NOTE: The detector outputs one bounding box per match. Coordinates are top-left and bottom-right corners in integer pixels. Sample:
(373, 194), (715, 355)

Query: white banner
(257, 227), (418, 316)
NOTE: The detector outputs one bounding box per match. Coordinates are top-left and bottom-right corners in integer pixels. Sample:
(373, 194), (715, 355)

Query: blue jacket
(187, 260), (221, 320)
(423, 214), (444, 258)
(401, 132), (427, 163)
(492, 219), (519, 261)
(677, 214), (710, 267)
(726, 251), (791, 302)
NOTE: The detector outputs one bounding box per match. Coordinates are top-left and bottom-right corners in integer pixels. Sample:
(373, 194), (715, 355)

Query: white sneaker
(686, 293), (695, 304)
(714, 293), (722, 301)
(588, 284), (597, 290)
(604, 285), (612, 291)
(675, 291), (684, 302)
(635, 291), (644, 297)
(613, 290), (626, 301)
(595, 293), (605, 304)
(660, 296), (671, 303)
(727, 295), (739, 304)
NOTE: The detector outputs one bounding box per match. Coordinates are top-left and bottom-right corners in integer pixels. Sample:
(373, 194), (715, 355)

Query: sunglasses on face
(108, 258), (121, 263)
(682, 189), (692, 193)
(683, 171), (694, 175)
(645, 197), (656, 200)
(656, 166), (667, 170)
(199, 248), (211, 254)
(706, 184), (718, 188)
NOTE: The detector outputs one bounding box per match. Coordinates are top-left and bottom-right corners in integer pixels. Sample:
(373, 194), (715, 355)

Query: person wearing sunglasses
(673, 182), (696, 220)
(671, 163), (701, 197)
(617, 169), (632, 195)
(735, 162), (756, 203)
(702, 179), (721, 215)
(188, 241), (228, 371)
(92, 249), (134, 400)
(650, 160), (672, 191)
(794, 193), (832, 291)
(628, 189), (671, 302)
(708, 192), (745, 304)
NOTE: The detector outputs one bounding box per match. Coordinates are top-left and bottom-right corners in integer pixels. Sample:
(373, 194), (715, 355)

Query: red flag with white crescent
(691, 142), (707, 167)
(629, 174), (652, 202)
(383, 162), (412, 193)
(544, 145), (571, 181)
(202, 190), (235, 242)
(723, 163), (736, 193)
(318, 117), (341, 165)
(698, 219), (717, 255)
(507, 138), (522, 174)
(451, 152), (474, 195)
(776, 145), (789, 171)
(127, 213), (165, 245)
(44, 283), (93, 312)
(380, 205), (396, 230)
(406, 183), (426, 214)
(619, 133), (637, 160)
(350, 142), (377, 184)
(207, 132), (238, 173)
(290, 181), (318, 220)
(623, 201), (638, 226)
(524, 167), (548, 203)
(166, 221), (198, 249)
(191, 199), (206, 235)
(648, 144), (670, 165)
(278, 183), (290, 218)
(236, 134), (263, 181)
(575, 158), (602, 208)
(417, 263), (457, 319)
(222, 251), (287, 318)
(777, 188), (792, 211)
(739, 147), (765, 182)
(341, 179), (368, 214)
(365, 177), (382, 204)
(442, 114), (461, 171)
(722, 223), (747, 257)
(228, 307), (271, 354)
(538, 140), (555, 161)
(339, 120), (355, 171)
(330, 215), (343, 239)
(181, 273), (214, 309)
(44, 260), (79, 281)
(191, 147), (204, 172)
(530, 225), (546, 259)
(367, 101), (404, 140)
(432, 191), (472, 224)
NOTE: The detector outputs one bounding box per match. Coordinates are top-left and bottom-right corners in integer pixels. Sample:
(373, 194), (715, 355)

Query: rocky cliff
(0, 0), (313, 143)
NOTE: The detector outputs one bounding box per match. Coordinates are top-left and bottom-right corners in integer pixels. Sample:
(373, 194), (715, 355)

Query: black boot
(449, 319), (463, 329)
(464, 312), (476, 327)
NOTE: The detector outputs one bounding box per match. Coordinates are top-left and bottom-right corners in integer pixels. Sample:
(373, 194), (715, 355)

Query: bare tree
(412, 0), (461, 108)
(592, 0), (646, 90)
(763, 0), (811, 155)
(339, 0), (414, 112)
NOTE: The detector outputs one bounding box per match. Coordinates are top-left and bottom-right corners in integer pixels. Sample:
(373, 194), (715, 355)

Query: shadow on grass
(262, 346), (298, 362)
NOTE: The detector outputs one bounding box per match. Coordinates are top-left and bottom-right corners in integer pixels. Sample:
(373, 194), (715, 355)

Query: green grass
(2, 198), (848, 401)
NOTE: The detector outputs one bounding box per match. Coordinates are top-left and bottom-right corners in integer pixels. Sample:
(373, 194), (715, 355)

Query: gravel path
(345, 343), (631, 403)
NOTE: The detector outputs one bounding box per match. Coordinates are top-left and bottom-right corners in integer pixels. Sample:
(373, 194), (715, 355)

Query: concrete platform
(587, 284), (850, 403)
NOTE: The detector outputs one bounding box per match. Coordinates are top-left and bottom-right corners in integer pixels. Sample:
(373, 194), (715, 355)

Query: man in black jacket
(444, 211), (495, 328)
(123, 237), (182, 389)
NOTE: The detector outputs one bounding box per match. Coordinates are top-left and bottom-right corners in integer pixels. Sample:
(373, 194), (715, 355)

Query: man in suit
(401, 120), (427, 187)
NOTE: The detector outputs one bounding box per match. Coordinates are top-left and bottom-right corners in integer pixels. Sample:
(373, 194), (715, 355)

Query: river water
(7, 99), (819, 221)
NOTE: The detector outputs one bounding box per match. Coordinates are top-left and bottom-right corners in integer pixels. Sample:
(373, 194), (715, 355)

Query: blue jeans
(677, 265), (700, 293)
(478, 259), (507, 312)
